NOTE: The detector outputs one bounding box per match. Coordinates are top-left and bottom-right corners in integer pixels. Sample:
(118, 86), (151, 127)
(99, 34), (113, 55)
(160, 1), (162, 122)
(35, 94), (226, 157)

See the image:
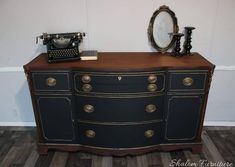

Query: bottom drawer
(77, 121), (162, 148)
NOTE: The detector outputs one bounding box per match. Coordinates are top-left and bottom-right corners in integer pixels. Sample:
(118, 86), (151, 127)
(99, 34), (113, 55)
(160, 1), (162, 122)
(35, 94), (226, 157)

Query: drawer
(77, 121), (162, 148)
(74, 72), (165, 93)
(169, 71), (207, 91)
(76, 95), (163, 122)
(32, 72), (71, 91)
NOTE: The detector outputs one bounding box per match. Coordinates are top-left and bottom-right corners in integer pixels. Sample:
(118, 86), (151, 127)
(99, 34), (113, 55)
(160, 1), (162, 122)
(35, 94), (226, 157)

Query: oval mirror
(148, 5), (178, 53)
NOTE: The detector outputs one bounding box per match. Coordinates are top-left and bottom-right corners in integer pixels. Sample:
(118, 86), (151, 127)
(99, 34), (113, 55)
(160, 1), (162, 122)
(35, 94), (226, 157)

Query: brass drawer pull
(85, 130), (96, 138)
(84, 104), (94, 113)
(82, 75), (91, 83)
(82, 84), (92, 92)
(148, 74), (157, 83)
(145, 130), (154, 138)
(146, 104), (157, 113)
(46, 77), (56, 87)
(147, 84), (157, 92)
(183, 77), (194, 86)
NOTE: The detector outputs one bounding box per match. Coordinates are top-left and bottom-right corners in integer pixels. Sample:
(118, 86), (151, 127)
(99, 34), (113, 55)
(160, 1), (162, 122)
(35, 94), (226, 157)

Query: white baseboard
(0, 122), (36, 127)
(0, 121), (235, 127)
(203, 121), (235, 126)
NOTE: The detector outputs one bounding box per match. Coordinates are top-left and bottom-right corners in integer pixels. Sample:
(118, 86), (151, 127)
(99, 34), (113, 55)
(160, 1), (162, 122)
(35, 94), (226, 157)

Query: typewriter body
(37, 32), (85, 63)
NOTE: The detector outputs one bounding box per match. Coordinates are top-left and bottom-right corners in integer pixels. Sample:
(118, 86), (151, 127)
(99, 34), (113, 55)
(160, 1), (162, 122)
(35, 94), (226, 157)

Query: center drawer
(75, 95), (164, 122)
(77, 121), (162, 148)
(74, 72), (165, 94)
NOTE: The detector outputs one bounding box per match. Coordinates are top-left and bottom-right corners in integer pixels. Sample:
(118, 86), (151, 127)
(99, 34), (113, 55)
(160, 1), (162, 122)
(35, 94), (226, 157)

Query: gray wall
(0, 0), (235, 125)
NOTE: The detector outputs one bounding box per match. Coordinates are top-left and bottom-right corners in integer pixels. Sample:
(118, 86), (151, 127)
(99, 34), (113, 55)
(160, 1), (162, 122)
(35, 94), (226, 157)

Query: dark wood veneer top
(24, 52), (215, 71)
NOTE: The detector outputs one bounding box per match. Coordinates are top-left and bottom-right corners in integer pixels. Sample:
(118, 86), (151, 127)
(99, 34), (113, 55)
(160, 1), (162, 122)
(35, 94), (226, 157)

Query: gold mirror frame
(148, 5), (179, 53)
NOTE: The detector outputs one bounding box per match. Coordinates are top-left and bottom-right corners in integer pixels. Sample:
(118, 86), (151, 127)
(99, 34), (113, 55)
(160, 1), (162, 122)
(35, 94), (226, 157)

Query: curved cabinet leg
(191, 145), (202, 154)
(38, 145), (49, 155)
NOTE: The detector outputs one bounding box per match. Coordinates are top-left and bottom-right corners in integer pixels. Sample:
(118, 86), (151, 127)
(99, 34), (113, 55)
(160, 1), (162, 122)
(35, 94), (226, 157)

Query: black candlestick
(171, 33), (184, 56)
(183, 27), (195, 55)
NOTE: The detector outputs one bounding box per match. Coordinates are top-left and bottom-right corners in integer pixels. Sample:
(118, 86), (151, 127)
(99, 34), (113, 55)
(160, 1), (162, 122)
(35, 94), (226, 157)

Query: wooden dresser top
(24, 52), (215, 71)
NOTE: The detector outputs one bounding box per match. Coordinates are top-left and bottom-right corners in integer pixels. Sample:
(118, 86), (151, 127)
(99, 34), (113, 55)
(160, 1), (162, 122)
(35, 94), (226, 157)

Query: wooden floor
(0, 127), (234, 167)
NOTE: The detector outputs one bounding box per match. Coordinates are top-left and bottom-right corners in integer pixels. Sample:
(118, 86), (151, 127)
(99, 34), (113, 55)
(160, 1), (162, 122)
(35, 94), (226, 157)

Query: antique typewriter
(36, 32), (85, 63)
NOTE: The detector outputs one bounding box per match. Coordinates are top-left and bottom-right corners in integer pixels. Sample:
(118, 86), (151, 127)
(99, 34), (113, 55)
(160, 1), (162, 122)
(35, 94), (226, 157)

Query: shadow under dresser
(23, 52), (215, 155)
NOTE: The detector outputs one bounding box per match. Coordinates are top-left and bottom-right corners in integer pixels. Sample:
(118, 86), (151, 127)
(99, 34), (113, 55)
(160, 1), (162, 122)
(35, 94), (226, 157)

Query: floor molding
(0, 121), (234, 127)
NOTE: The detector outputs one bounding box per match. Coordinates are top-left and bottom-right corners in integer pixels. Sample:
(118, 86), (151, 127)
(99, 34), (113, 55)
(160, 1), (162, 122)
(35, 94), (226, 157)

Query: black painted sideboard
(24, 52), (215, 155)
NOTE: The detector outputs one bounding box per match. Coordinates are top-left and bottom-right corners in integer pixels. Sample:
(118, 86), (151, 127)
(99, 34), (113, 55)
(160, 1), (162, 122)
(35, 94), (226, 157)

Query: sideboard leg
(38, 145), (49, 155)
(191, 145), (202, 154)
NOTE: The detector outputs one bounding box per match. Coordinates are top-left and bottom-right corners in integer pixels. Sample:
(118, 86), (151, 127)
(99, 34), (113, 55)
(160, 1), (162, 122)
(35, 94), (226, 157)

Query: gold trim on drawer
(78, 119), (162, 125)
(82, 84), (93, 92)
(182, 77), (194, 87)
(145, 130), (154, 138)
(146, 104), (157, 113)
(85, 130), (96, 138)
(148, 74), (157, 83)
(46, 77), (57, 87)
(84, 104), (94, 113)
(82, 75), (91, 83)
(147, 84), (157, 92)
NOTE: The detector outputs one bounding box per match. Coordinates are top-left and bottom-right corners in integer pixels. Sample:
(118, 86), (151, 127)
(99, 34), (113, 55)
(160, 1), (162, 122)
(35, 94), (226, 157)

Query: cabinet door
(164, 95), (203, 142)
(36, 96), (75, 142)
